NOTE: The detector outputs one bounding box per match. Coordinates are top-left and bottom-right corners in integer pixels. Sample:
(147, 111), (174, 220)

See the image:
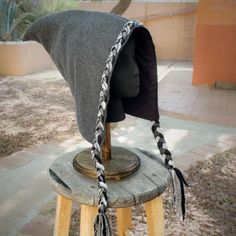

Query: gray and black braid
(92, 20), (188, 235)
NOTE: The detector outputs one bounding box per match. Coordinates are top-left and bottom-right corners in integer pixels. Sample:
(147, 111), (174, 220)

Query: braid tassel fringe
(151, 121), (189, 220)
(94, 212), (112, 236)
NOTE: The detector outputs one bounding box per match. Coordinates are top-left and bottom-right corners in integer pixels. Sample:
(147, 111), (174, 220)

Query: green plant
(40, 0), (77, 16)
(0, 0), (35, 41)
(21, 0), (78, 18)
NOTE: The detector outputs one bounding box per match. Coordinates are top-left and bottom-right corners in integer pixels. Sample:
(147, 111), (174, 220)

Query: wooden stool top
(49, 148), (169, 208)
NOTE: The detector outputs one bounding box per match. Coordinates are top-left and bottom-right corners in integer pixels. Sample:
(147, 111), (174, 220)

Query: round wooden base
(73, 146), (141, 180)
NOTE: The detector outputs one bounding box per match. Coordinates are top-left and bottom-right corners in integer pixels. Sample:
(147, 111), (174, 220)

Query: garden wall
(0, 41), (55, 76)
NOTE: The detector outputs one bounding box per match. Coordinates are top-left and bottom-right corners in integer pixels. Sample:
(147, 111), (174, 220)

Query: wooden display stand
(49, 124), (169, 235)
(73, 124), (141, 180)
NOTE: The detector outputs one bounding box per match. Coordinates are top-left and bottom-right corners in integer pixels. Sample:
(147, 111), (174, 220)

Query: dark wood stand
(73, 123), (141, 180)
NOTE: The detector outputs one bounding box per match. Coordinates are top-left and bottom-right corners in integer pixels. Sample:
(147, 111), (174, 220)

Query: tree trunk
(111, 0), (132, 16)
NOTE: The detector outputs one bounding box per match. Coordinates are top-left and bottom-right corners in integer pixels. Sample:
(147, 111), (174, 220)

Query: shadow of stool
(49, 148), (170, 236)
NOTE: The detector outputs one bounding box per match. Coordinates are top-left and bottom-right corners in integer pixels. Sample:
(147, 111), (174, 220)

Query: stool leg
(54, 195), (72, 236)
(144, 196), (165, 236)
(80, 204), (98, 236)
(116, 207), (132, 236)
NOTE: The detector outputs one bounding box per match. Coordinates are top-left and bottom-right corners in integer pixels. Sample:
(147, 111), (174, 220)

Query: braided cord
(152, 121), (189, 220)
(91, 20), (141, 218)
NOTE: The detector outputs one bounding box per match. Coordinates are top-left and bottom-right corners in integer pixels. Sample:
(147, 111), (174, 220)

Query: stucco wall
(192, 0), (236, 86)
(79, 1), (198, 60)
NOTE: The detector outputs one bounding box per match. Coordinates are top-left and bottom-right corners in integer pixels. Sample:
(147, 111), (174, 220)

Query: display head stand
(73, 35), (141, 180)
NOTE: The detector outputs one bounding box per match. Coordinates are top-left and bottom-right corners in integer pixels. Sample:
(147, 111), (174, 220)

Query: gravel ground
(69, 148), (236, 236)
(0, 73), (79, 158)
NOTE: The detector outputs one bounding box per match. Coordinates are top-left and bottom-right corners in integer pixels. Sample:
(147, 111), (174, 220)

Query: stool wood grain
(49, 148), (169, 235)
(80, 204), (98, 235)
(145, 196), (165, 236)
(116, 207), (132, 235)
(54, 195), (72, 236)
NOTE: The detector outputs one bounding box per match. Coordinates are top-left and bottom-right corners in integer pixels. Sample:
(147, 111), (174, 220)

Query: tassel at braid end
(151, 121), (189, 221)
(172, 167), (189, 221)
(94, 212), (112, 236)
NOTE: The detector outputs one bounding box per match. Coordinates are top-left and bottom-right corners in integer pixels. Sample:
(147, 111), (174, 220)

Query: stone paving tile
(18, 198), (56, 236)
(159, 62), (236, 127)
(26, 142), (63, 156)
(216, 134), (236, 145)
(19, 220), (53, 236)
(190, 147), (217, 159)
(175, 135), (236, 172)
(208, 142), (235, 152)
(18, 198), (81, 236)
(0, 151), (34, 173)
(174, 151), (203, 171)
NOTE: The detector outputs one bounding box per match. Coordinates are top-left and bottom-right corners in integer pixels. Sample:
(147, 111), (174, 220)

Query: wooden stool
(49, 148), (169, 236)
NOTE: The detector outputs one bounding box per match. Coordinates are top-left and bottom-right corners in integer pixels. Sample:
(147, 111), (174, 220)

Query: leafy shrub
(0, 0), (78, 41)
(0, 0), (35, 41)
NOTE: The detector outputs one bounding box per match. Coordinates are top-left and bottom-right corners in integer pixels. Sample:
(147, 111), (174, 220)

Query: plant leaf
(9, 12), (35, 35)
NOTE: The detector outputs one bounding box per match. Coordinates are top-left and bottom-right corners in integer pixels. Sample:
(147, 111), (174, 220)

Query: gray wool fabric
(23, 10), (159, 143)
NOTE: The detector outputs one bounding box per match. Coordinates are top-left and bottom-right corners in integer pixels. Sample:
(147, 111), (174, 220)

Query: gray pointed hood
(23, 10), (159, 143)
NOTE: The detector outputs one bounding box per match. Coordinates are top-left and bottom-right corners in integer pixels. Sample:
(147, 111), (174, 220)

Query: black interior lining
(123, 26), (159, 121)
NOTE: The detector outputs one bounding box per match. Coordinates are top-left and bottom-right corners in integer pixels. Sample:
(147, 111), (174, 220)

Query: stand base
(73, 147), (140, 180)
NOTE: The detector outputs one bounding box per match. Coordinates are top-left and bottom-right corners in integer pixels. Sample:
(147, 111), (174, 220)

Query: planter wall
(0, 41), (55, 76)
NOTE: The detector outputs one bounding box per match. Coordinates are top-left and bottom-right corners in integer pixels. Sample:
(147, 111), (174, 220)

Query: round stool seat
(49, 147), (169, 208)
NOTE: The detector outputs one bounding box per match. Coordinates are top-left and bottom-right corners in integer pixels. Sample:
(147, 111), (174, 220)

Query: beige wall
(0, 41), (55, 76)
(79, 1), (198, 60)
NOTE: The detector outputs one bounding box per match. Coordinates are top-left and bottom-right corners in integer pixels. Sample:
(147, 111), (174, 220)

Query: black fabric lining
(122, 27), (159, 121)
